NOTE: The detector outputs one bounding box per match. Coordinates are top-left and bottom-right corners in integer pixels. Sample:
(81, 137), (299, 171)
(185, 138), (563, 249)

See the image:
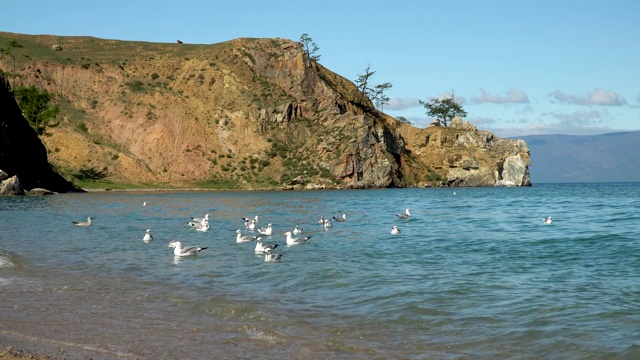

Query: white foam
(0, 255), (15, 269)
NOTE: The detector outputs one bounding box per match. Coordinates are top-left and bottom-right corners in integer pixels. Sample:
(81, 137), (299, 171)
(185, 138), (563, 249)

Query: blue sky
(3, 0), (639, 137)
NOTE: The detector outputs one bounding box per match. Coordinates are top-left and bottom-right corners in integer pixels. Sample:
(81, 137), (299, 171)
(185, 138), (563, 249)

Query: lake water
(1, 183), (639, 359)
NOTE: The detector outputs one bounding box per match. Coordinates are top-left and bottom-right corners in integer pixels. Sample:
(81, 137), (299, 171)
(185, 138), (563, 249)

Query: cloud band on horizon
(470, 88), (530, 104)
(549, 88), (627, 106)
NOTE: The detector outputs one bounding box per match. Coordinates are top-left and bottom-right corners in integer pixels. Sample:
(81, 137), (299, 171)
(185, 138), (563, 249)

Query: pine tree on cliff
(419, 90), (467, 126)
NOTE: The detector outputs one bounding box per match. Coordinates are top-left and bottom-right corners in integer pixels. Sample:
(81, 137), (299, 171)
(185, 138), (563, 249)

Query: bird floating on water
(333, 213), (346, 222)
(396, 209), (411, 220)
(243, 216), (259, 231)
(544, 216), (553, 224)
(188, 219), (210, 232)
(72, 217), (94, 227)
(264, 249), (283, 262)
(143, 229), (153, 242)
(318, 216), (325, 224)
(236, 229), (258, 243)
(168, 241), (208, 257)
(292, 226), (304, 235)
(258, 223), (273, 236)
(191, 214), (209, 225)
(254, 237), (279, 253)
(391, 225), (401, 234)
(283, 231), (312, 245)
(323, 219), (333, 228)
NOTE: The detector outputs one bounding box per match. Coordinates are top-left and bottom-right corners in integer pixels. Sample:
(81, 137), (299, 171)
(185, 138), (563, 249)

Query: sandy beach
(0, 332), (128, 360)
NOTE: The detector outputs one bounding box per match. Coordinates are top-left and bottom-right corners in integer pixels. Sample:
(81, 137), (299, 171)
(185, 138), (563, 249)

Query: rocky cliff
(0, 75), (79, 194)
(398, 117), (531, 187)
(0, 32), (530, 189)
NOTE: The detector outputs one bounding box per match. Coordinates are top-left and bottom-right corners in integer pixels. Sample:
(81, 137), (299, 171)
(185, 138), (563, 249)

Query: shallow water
(1, 184), (639, 359)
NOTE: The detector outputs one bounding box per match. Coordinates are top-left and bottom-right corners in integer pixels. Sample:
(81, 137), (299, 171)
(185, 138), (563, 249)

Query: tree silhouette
(299, 33), (321, 61)
(418, 90), (467, 126)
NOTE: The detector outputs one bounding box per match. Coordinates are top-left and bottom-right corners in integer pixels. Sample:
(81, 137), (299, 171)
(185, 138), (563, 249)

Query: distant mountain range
(512, 131), (640, 183)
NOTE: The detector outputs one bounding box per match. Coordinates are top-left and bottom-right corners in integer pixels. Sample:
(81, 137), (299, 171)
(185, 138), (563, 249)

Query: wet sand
(0, 332), (130, 360)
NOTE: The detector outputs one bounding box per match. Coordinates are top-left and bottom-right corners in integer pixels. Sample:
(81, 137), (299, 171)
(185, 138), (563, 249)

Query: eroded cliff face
(398, 117), (531, 187)
(0, 33), (530, 189)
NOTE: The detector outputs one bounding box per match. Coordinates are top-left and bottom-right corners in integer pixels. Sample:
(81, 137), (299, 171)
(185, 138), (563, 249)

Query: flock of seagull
(71, 206), (553, 263)
(170, 209), (414, 262)
(71, 207), (417, 263)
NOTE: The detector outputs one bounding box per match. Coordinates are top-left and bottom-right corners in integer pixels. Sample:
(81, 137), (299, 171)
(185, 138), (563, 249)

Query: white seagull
(318, 216), (325, 224)
(143, 229), (153, 242)
(283, 231), (312, 245)
(323, 219), (333, 228)
(191, 213), (209, 225)
(333, 213), (346, 222)
(390, 225), (401, 234)
(188, 219), (210, 232)
(242, 216), (259, 230)
(258, 223), (273, 236)
(236, 229), (258, 243)
(544, 216), (553, 224)
(293, 226), (304, 234)
(72, 217), (94, 227)
(168, 241), (208, 257)
(254, 237), (279, 253)
(396, 209), (411, 220)
(264, 249), (283, 262)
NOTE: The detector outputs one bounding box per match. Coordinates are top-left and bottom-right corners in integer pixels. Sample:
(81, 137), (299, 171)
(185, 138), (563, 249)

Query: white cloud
(467, 116), (497, 126)
(543, 110), (605, 125)
(549, 88), (627, 106)
(386, 97), (420, 111)
(470, 88), (530, 104)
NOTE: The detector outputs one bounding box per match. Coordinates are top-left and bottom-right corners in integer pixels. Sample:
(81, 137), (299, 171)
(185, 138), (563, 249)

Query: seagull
(188, 219), (210, 232)
(72, 217), (94, 227)
(243, 215), (259, 227)
(254, 237), (279, 253)
(333, 213), (346, 222)
(191, 213), (209, 225)
(168, 241), (208, 257)
(143, 201), (147, 206)
(143, 229), (153, 242)
(283, 231), (311, 245)
(258, 223), (273, 236)
(318, 216), (325, 224)
(242, 215), (259, 223)
(323, 218), (332, 228)
(243, 216), (258, 231)
(236, 229), (258, 243)
(264, 249), (283, 262)
(396, 209), (411, 220)
(544, 216), (553, 224)
(292, 226), (304, 234)
(391, 225), (401, 234)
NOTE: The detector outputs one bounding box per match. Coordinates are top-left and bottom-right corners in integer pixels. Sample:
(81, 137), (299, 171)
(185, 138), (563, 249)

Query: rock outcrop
(399, 117), (531, 187)
(0, 75), (79, 194)
(0, 33), (531, 189)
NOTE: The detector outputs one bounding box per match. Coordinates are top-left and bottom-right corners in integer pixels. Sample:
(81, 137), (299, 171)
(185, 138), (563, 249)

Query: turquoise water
(1, 184), (639, 359)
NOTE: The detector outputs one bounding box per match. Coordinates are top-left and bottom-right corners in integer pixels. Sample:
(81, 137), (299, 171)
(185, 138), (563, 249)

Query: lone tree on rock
(299, 33), (321, 61)
(354, 64), (392, 111)
(419, 90), (467, 126)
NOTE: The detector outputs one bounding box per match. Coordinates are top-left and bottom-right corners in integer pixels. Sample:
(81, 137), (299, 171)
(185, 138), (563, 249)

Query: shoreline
(0, 332), (132, 360)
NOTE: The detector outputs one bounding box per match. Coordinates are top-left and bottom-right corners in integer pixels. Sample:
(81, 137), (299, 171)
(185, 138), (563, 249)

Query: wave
(0, 250), (17, 269)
